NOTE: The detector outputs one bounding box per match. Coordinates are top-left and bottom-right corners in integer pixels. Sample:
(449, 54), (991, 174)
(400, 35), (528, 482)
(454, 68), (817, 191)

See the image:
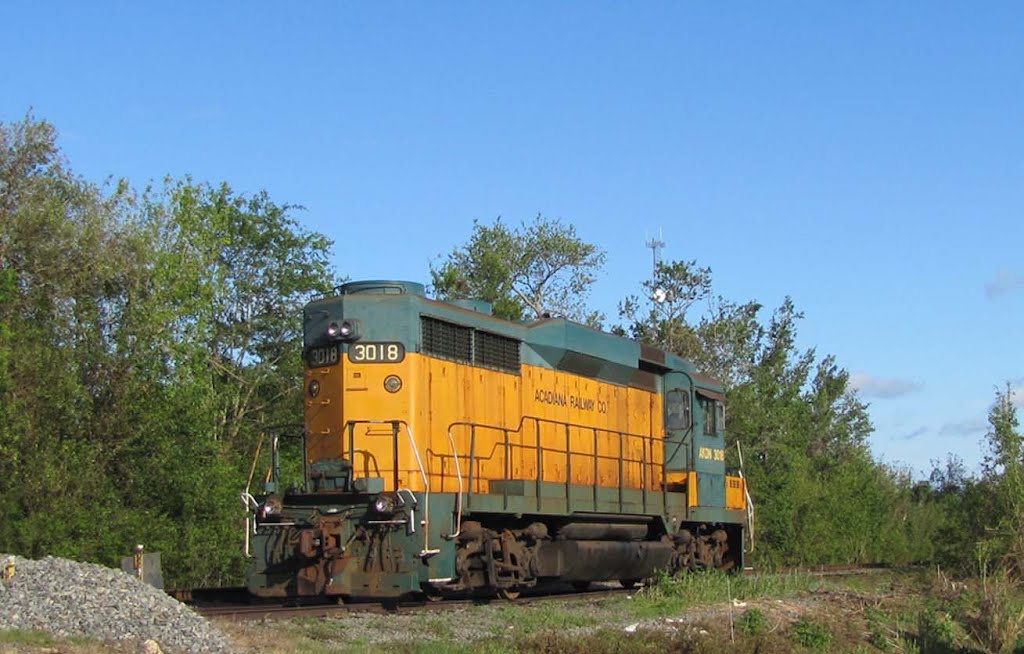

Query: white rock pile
(0, 554), (234, 653)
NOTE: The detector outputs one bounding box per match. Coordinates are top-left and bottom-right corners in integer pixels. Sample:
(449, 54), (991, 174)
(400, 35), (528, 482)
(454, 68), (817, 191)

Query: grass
(0, 630), (62, 647)
(791, 618), (833, 651)
(0, 629), (130, 653)
(736, 607), (767, 635)
(386, 642), (518, 654)
(20, 568), (1020, 654)
(495, 604), (599, 634)
(627, 568), (815, 618)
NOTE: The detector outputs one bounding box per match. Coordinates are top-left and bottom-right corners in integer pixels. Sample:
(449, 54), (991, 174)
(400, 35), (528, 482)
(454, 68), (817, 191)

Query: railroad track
(189, 585), (633, 620)
(184, 564), (903, 621)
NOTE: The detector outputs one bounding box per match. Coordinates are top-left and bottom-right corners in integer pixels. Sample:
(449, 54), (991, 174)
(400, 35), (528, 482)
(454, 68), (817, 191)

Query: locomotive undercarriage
(438, 515), (738, 598)
(248, 493), (742, 601)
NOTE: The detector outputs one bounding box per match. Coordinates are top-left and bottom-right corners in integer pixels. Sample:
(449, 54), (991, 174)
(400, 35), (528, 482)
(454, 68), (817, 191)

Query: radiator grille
(474, 330), (521, 373)
(421, 317), (520, 374)
(421, 316), (472, 363)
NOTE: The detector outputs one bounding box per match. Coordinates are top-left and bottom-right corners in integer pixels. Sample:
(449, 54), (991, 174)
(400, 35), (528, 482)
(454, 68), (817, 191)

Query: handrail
(448, 416), (663, 484)
(340, 414), (676, 548)
(444, 426), (465, 539)
(240, 492), (260, 558)
(449, 414), (664, 445)
(341, 419), (438, 557)
(736, 441), (755, 551)
(446, 415), (665, 511)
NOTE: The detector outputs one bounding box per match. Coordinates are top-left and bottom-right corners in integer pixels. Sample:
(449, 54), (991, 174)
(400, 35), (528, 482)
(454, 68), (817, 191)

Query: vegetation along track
(183, 565), (897, 621)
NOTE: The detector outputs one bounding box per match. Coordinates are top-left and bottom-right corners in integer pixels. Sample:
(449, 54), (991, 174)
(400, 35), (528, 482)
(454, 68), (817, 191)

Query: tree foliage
(619, 259), (933, 565)
(0, 114), (337, 586)
(931, 386), (1024, 578)
(431, 215), (606, 323)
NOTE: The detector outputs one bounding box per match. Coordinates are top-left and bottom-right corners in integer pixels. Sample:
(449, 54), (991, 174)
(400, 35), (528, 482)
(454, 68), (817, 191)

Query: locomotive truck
(243, 280), (748, 600)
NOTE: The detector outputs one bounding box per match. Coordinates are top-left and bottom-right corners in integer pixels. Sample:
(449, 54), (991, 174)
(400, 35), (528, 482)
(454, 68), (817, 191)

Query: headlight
(327, 320), (359, 341)
(384, 375), (402, 393)
(258, 497), (282, 520)
(372, 493), (397, 515)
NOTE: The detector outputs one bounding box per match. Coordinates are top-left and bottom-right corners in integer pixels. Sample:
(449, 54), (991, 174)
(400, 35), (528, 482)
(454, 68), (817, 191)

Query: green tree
(431, 215), (606, 322)
(929, 389), (1024, 578)
(0, 114), (338, 586)
(981, 385), (1024, 577)
(617, 259), (927, 566)
(151, 179), (336, 447)
(109, 179), (338, 584)
(618, 260), (762, 387)
(0, 113), (146, 563)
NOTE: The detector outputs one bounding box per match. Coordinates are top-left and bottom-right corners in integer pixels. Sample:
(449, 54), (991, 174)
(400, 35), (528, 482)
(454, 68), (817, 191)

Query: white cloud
(985, 269), (1024, 299)
(939, 417), (988, 437)
(850, 373), (923, 399)
(898, 426), (928, 441)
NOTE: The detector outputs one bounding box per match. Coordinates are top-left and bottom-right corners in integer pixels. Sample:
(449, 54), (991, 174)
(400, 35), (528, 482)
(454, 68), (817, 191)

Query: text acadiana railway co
(534, 389), (608, 413)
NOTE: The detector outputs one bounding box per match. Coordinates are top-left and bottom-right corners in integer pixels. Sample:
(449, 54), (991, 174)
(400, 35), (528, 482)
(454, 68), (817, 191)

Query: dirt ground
(0, 571), (1001, 654)
(216, 574), (935, 654)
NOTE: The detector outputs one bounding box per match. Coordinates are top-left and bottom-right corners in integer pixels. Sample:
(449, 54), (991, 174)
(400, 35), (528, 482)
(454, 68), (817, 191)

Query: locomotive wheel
(497, 587), (521, 600)
(571, 581), (591, 592)
(421, 584), (444, 602)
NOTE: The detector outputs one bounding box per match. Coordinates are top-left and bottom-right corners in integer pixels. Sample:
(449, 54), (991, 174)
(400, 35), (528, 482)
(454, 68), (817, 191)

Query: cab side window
(701, 397), (716, 435)
(665, 390), (691, 431)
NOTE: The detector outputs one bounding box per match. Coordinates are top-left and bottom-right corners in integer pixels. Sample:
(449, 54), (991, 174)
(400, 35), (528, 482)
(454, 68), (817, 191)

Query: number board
(348, 342), (405, 363)
(307, 344), (341, 368)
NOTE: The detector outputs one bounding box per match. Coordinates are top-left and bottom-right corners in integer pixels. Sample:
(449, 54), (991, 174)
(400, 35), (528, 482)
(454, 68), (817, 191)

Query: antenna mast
(645, 229), (665, 278)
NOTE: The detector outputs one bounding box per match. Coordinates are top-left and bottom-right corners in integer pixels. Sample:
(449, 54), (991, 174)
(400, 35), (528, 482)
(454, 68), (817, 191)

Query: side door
(662, 372), (693, 472)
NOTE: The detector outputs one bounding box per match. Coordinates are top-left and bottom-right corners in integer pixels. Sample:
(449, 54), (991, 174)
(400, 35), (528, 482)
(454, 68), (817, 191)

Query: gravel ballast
(0, 554), (233, 653)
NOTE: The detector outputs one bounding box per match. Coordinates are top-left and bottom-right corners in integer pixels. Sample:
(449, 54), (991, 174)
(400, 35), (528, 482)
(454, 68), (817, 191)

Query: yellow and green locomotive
(244, 280), (748, 600)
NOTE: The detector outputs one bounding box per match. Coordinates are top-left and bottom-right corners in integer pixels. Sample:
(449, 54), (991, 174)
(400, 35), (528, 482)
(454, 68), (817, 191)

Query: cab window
(701, 397), (716, 435)
(665, 390), (691, 431)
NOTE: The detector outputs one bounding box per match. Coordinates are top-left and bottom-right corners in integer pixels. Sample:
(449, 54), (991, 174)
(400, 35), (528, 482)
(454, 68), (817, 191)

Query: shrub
(737, 608), (767, 636)
(964, 577), (1024, 654)
(791, 618), (833, 651)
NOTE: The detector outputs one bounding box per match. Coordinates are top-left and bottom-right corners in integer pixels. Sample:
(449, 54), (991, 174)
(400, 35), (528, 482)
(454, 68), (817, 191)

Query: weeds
(499, 605), (598, 633)
(962, 575), (1024, 654)
(917, 609), (958, 653)
(291, 617), (345, 642)
(864, 607), (893, 650)
(791, 618), (833, 651)
(737, 608), (767, 636)
(631, 569), (813, 618)
(0, 630), (59, 646)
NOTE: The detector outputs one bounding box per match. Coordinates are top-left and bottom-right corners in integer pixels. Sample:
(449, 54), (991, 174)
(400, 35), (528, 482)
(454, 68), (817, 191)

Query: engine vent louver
(474, 330), (520, 373)
(421, 316), (520, 374)
(422, 316), (472, 363)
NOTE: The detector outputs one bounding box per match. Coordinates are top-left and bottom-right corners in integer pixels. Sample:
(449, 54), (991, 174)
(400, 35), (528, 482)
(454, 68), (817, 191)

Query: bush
(963, 578), (1024, 654)
(791, 619), (833, 651)
(737, 608), (767, 636)
(917, 610), (957, 653)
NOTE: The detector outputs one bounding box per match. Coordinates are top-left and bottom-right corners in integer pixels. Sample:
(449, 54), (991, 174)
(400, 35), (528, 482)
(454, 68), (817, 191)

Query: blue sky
(3, 2), (1021, 476)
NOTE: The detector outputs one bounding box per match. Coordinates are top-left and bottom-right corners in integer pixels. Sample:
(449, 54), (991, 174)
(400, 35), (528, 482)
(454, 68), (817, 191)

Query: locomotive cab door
(662, 372), (693, 472)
